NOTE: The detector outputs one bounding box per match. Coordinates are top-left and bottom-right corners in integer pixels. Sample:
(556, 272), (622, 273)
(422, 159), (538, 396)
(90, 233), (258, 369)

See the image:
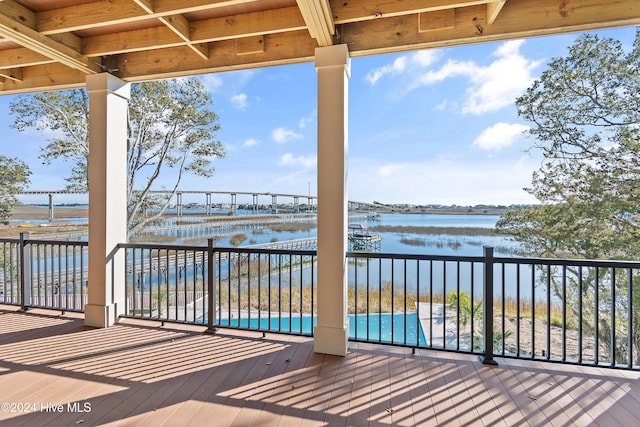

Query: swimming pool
(218, 312), (428, 346)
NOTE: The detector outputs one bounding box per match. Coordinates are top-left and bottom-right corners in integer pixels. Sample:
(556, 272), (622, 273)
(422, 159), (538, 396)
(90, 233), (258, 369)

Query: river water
(200, 212), (517, 257)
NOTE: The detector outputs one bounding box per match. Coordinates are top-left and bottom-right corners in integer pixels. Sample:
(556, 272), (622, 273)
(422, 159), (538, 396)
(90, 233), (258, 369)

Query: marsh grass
(229, 233), (247, 246)
(269, 223), (316, 232)
(400, 237), (426, 246)
(371, 225), (501, 236)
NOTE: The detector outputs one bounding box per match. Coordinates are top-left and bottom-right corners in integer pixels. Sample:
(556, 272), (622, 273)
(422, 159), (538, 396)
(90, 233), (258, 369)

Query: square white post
(84, 73), (130, 327)
(314, 44), (350, 356)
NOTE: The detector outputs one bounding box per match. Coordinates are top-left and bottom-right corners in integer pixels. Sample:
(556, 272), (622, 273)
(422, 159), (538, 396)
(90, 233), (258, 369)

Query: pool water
(219, 312), (427, 346)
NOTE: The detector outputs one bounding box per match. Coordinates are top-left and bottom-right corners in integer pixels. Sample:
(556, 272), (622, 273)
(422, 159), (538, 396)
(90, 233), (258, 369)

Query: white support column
(84, 73), (130, 328)
(314, 44), (350, 356)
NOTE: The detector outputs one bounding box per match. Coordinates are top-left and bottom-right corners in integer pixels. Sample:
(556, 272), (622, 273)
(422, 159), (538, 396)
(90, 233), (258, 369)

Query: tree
(10, 77), (225, 237)
(0, 156), (30, 224)
(496, 29), (640, 364)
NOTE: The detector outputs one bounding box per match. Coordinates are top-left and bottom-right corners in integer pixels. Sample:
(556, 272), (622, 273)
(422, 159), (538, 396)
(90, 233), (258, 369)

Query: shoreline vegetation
(1, 205), (504, 240)
(370, 225), (501, 236)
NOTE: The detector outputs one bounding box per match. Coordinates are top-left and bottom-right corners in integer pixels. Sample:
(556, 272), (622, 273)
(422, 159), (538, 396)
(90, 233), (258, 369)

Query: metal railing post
(480, 246), (498, 365)
(19, 232), (31, 310)
(205, 238), (217, 333)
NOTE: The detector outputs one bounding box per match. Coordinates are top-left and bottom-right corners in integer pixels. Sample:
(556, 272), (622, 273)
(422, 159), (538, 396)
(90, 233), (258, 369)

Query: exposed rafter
(0, 0), (637, 94)
(132, 0), (209, 59)
(296, 0), (334, 46)
(38, 0), (259, 35)
(487, 1), (507, 25)
(0, 1), (100, 74)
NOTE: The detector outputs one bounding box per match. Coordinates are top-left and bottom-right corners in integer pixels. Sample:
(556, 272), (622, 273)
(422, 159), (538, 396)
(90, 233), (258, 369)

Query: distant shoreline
(353, 207), (508, 215)
(10, 205), (510, 219)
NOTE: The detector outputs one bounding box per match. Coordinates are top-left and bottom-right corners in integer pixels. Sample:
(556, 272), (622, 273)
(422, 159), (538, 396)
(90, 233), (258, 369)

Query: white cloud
(419, 40), (540, 115)
(462, 40), (541, 114)
(243, 138), (259, 147)
(272, 127), (302, 144)
(472, 122), (530, 151)
(230, 93), (248, 110)
(279, 153), (317, 168)
(298, 115), (313, 129)
(200, 75), (223, 92)
(365, 50), (439, 85)
(368, 40), (541, 115)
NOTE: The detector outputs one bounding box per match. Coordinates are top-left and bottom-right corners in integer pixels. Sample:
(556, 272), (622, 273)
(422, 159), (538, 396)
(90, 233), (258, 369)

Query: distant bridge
(18, 190), (380, 222)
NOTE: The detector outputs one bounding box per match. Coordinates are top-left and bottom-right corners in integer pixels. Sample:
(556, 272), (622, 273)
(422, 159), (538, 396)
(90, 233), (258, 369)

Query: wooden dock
(348, 224), (381, 251)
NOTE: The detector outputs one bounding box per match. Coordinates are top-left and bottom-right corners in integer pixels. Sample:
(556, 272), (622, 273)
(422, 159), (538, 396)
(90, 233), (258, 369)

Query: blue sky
(1, 26), (637, 207)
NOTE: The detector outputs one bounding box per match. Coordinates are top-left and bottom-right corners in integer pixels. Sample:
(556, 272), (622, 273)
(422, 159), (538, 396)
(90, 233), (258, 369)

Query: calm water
(12, 205), (516, 256)
(208, 212), (516, 257)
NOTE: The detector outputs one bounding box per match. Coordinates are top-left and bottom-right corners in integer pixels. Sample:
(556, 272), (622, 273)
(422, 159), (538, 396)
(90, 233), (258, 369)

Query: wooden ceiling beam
(332, 0), (492, 24)
(132, 1), (209, 60)
(37, 0), (257, 35)
(83, 7), (306, 57)
(342, 0), (640, 56)
(487, 1), (507, 25)
(0, 62), (89, 94)
(34, 0), (493, 36)
(296, 0), (334, 46)
(159, 15), (209, 59)
(0, 2), (100, 74)
(0, 47), (55, 68)
(0, 67), (22, 81)
(117, 30), (317, 81)
(82, 26), (183, 56)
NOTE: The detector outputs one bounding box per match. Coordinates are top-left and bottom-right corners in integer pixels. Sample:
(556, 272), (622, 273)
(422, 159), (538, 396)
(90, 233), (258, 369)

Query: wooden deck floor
(1, 305), (639, 427)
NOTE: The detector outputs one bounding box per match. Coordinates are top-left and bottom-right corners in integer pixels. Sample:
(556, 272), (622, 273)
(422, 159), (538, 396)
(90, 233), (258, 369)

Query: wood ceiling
(0, 0), (638, 94)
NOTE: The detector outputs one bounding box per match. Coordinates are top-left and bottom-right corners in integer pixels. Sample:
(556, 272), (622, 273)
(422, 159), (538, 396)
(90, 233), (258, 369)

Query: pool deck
(1, 304), (639, 426)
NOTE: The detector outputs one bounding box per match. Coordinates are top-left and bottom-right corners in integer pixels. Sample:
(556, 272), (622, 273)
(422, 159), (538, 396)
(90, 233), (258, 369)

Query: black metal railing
(0, 232), (88, 312)
(3, 235), (639, 370)
(347, 250), (485, 353)
(348, 247), (640, 369)
(210, 246), (317, 335)
(121, 242), (208, 324)
(120, 240), (318, 335)
(492, 252), (640, 369)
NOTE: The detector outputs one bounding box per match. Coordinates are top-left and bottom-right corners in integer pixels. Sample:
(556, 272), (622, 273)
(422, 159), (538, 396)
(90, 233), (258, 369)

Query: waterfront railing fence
(1, 236), (638, 370)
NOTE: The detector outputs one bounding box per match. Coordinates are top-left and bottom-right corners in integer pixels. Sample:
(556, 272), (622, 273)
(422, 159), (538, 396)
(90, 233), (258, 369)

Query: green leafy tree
(497, 29), (640, 364)
(10, 77), (225, 237)
(0, 156), (31, 224)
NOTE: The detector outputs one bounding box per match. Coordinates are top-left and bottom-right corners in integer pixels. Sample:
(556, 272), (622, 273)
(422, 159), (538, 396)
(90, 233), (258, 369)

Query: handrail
(2, 236), (638, 370)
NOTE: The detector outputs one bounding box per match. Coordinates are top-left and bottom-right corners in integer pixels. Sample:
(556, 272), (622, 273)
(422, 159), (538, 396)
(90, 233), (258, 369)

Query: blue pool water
(219, 312), (427, 346)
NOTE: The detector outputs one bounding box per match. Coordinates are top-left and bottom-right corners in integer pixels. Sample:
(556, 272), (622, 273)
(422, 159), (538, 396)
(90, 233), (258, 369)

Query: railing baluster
(19, 232), (30, 310)
(516, 263), (521, 357)
(456, 261), (460, 351)
(578, 266), (583, 364)
(595, 267), (600, 365)
(500, 262), (505, 356)
(416, 259), (420, 348)
(628, 268), (633, 369)
(546, 264), (551, 360)
(611, 267), (616, 367)
(443, 261), (447, 350)
(480, 246), (497, 365)
(531, 261), (535, 360)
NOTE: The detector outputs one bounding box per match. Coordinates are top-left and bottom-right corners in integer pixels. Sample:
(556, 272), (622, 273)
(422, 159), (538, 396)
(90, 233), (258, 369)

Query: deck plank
(1, 306), (640, 427)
